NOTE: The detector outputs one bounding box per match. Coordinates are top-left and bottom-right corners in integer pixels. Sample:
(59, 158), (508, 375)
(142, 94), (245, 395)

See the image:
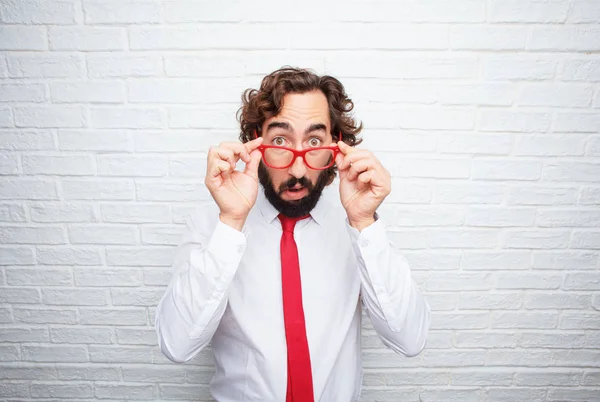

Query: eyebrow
(265, 121), (328, 136)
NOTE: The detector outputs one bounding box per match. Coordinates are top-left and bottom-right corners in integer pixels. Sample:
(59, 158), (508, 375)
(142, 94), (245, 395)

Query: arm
(155, 212), (246, 363)
(347, 217), (431, 357)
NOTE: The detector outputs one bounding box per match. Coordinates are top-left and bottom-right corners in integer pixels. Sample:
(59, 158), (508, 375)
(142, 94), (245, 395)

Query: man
(155, 67), (431, 401)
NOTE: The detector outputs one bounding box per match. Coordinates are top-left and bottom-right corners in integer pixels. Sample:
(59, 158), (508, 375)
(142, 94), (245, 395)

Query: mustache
(278, 176), (313, 194)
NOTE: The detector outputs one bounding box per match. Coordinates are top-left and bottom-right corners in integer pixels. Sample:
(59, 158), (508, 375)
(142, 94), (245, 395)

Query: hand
(205, 137), (263, 230)
(335, 141), (391, 231)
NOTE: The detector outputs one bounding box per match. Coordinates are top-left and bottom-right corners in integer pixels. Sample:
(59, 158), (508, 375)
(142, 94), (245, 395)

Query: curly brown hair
(236, 66), (363, 146)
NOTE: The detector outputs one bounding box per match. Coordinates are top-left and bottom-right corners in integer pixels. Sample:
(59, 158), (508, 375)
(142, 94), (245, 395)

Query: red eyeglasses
(254, 130), (340, 170)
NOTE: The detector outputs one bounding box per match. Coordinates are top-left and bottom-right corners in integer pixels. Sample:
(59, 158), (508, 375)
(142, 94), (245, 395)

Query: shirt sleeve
(346, 216), (431, 357)
(155, 211), (247, 363)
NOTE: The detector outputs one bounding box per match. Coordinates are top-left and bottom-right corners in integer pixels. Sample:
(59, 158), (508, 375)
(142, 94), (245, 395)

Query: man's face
(258, 90), (334, 217)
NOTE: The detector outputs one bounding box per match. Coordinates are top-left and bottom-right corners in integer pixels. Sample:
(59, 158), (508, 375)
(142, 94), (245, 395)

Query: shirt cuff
(346, 213), (387, 256)
(205, 219), (248, 265)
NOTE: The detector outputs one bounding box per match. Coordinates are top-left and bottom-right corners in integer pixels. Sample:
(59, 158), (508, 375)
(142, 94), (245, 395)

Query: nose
(288, 154), (307, 178)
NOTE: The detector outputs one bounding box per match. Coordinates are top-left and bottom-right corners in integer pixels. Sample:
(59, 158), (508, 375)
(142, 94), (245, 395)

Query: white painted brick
(0, 130), (54, 150)
(507, 185), (578, 206)
(580, 186), (600, 205)
(421, 350), (487, 367)
(388, 157), (471, 179)
(529, 26), (600, 51)
(553, 112), (600, 133)
(49, 27), (125, 51)
(130, 25), (288, 50)
(123, 365), (187, 383)
(411, 0), (485, 22)
(134, 130), (226, 152)
(466, 207), (536, 227)
(164, 0), (241, 22)
(438, 133), (511, 156)
(87, 53), (163, 78)
(0, 287), (41, 304)
(421, 388), (482, 402)
(115, 328), (156, 345)
(0, 26), (47, 50)
(141, 225), (183, 245)
(51, 81), (125, 103)
(128, 78), (242, 104)
(143, 268), (171, 286)
(492, 312), (558, 329)
(440, 84), (514, 106)
(547, 388), (600, 401)
(451, 369), (513, 386)
(14, 105), (86, 128)
(451, 26), (528, 50)
(7, 53), (83, 78)
(361, 131), (437, 154)
(0, 381), (29, 397)
(571, 231), (600, 249)
(483, 56), (557, 80)
(533, 251), (599, 270)
(58, 129), (132, 152)
(425, 273), (493, 292)
(43, 288), (108, 305)
(291, 24), (448, 50)
(472, 160), (542, 181)
(562, 59), (600, 81)
(245, 51), (326, 77)
(30, 202), (95, 223)
(0, 107), (13, 127)
(489, 0), (569, 22)
(84, 0), (161, 24)
(387, 231), (429, 250)
(381, 181), (433, 204)
(68, 224), (138, 245)
(97, 155), (168, 177)
(36, 246), (103, 265)
(169, 156), (207, 177)
(0, 84), (47, 103)
(6, 267), (71, 286)
(553, 350), (600, 367)
(388, 206), (464, 227)
(520, 83), (593, 107)
(91, 107), (166, 129)
(106, 246), (174, 267)
(434, 182), (504, 204)
(89, 345), (154, 363)
(428, 229), (498, 249)
(525, 293), (591, 309)
(363, 105), (475, 130)
(519, 332), (585, 348)
(0, 203), (26, 222)
(0, 247), (35, 265)
(169, 106), (239, 130)
(479, 110), (551, 132)
(74, 267), (142, 287)
(458, 292), (522, 310)
(361, 387), (419, 402)
(363, 369), (449, 386)
(503, 230), (570, 249)
(326, 54), (479, 79)
(79, 307), (147, 325)
(568, 0), (600, 23)
(462, 251), (531, 270)
(588, 136), (600, 157)
(57, 365), (120, 380)
(543, 162), (600, 183)
(50, 327), (114, 343)
(0, 153), (19, 174)
(515, 134), (587, 156)
(495, 273), (562, 290)
(61, 179), (135, 200)
(22, 345), (88, 362)
(537, 209), (600, 228)
(22, 154), (95, 176)
(0, 308), (12, 323)
(0, 0), (79, 24)
(135, 181), (210, 202)
(515, 370), (581, 386)
(14, 307), (77, 324)
(0, 226), (66, 245)
(0, 56), (6, 77)
(0, 364), (56, 379)
(165, 54), (244, 77)
(455, 331), (518, 348)
(560, 312), (600, 329)
(101, 203), (170, 223)
(424, 294), (459, 311)
(158, 384), (212, 399)
(583, 372), (600, 386)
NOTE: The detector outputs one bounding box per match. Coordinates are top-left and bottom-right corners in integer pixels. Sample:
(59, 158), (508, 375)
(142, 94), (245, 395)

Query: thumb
(244, 149), (262, 180)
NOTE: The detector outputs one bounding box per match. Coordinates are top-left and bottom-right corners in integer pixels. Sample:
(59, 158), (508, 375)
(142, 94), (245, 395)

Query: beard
(258, 162), (331, 218)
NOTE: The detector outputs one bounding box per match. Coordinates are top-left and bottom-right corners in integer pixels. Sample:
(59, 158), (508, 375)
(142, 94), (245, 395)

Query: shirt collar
(256, 185), (329, 226)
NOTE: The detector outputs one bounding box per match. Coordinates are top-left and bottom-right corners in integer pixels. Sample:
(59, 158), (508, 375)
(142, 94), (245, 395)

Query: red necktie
(279, 214), (314, 402)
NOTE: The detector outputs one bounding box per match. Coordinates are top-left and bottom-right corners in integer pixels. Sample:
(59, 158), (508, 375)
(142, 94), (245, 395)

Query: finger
(215, 148), (237, 170)
(209, 159), (232, 179)
(244, 137), (264, 153)
(337, 147), (370, 170)
(357, 169), (375, 185)
(243, 149), (262, 181)
(218, 142), (251, 164)
(347, 159), (373, 181)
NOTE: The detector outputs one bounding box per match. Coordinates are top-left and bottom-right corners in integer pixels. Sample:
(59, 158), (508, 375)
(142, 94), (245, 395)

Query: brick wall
(1, 0), (599, 400)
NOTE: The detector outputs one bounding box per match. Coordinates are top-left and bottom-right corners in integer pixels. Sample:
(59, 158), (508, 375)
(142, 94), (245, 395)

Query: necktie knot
(278, 214), (309, 233)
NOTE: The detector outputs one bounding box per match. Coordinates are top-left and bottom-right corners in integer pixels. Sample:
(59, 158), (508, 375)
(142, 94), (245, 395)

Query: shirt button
(237, 245), (244, 254)
(361, 240), (369, 248)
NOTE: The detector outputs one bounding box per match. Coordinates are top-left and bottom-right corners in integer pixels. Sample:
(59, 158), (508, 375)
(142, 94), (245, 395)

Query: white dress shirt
(155, 187), (431, 401)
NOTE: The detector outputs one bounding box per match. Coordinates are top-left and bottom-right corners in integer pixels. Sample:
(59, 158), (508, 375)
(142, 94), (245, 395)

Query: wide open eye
(308, 137), (322, 147)
(272, 137), (286, 146)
